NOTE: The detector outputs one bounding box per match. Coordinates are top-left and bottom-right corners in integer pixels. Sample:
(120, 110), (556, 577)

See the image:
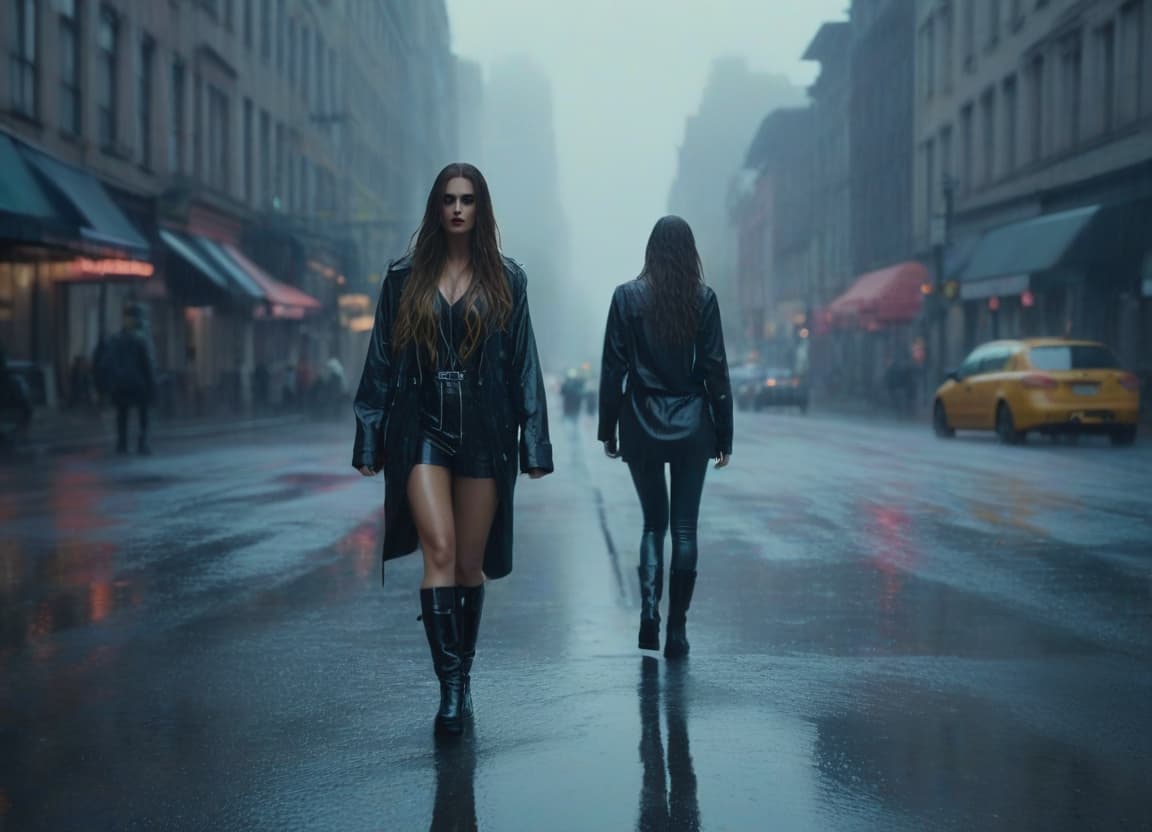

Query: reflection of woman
(353, 163), (553, 736)
(599, 216), (732, 657)
(636, 658), (700, 831)
(429, 736), (478, 831)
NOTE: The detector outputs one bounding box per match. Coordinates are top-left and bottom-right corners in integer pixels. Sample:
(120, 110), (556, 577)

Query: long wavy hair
(641, 215), (704, 344)
(393, 163), (511, 362)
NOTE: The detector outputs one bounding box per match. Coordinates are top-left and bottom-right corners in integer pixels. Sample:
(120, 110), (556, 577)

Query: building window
(315, 35), (324, 112)
(961, 102), (974, 191)
(1096, 22), (1116, 133)
(924, 139), (936, 221)
(1060, 33), (1083, 148)
(206, 84), (230, 190)
(276, 0), (285, 74)
(981, 87), (997, 183)
(169, 59), (185, 174)
(274, 122), (285, 209)
(9, 0), (38, 118)
(97, 6), (119, 148)
(1028, 54), (1045, 161)
(963, 0), (977, 68)
(243, 97), (253, 204)
(987, 0), (1001, 47)
(137, 35), (155, 169)
(921, 19), (936, 99)
(1118, 1), (1144, 125)
(941, 4), (954, 90)
(1003, 75), (1018, 173)
(243, 0), (253, 48)
(59, 0), (81, 135)
(259, 108), (271, 206)
(940, 124), (954, 183)
(260, 0), (271, 60)
(301, 25), (310, 100)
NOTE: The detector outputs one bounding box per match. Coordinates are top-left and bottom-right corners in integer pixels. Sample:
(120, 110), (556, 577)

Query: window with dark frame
(260, 0), (271, 61)
(10, 0), (39, 118)
(1003, 74), (1018, 172)
(243, 97), (254, 204)
(137, 35), (155, 169)
(981, 86), (997, 183)
(97, 5), (120, 148)
(1060, 32), (1083, 148)
(59, 0), (82, 135)
(1028, 53), (1045, 161)
(243, 0), (254, 49)
(1097, 21), (1116, 133)
(1118, 1), (1144, 125)
(169, 59), (185, 174)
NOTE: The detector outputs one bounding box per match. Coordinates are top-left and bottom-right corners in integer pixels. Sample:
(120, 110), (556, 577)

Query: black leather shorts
(416, 436), (496, 479)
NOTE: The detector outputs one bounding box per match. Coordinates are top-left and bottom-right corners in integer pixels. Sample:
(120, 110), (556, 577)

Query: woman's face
(441, 176), (477, 236)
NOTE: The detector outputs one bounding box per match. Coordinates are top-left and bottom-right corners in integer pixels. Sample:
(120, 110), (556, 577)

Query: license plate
(1072, 384), (1098, 396)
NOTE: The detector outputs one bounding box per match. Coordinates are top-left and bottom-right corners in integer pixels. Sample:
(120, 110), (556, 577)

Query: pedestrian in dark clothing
(0, 341), (32, 437)
(599, 215), (733, 659)
(95, 304), (157, 455)
(352, 162), (553, 736)
(560, 370), (586, 420)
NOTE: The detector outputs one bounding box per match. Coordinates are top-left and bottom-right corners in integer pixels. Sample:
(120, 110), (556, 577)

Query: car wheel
(1110, 426), (1137, 447)
(933, 400), (955, 438)
(995, 402), (1025, 445)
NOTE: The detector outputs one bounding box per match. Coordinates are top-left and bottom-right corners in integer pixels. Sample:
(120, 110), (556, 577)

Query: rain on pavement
(1, 408), (1150, 831)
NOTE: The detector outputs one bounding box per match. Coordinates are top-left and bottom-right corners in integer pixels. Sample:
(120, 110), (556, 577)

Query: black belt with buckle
(436, 370), (466, 382)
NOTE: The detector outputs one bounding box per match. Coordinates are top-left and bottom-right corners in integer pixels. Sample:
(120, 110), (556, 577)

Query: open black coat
(352, 255), (553, 582)
(598, 280), (732, 462)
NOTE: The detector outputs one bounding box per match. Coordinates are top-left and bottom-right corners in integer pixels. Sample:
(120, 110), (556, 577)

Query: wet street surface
(2, 407), (1150, 831)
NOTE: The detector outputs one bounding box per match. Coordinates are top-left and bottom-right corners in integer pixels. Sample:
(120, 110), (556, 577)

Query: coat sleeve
(509, 268), (553, 474)
(698, 290), (733, 455)
(352, 272), (397, 470)
(597, 288), (627, 443)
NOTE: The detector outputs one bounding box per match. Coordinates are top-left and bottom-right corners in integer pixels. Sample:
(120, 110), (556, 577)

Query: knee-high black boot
(420, 587), (464, 735)
(456, 584), (485, 719)
(664, 570), (697, 659)
(637, 533), (664, 651)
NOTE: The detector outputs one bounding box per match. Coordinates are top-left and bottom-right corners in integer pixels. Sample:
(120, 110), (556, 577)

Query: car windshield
(1028, 345), (1119, 371)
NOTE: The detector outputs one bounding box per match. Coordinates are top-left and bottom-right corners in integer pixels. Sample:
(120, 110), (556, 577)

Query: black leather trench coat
(352, 255), (553, 582)
(598, 280), (732, 462)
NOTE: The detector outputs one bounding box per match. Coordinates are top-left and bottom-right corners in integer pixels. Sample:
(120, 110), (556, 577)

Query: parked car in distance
(752, 366), (809, 413)
(932, 338), (1140, 446)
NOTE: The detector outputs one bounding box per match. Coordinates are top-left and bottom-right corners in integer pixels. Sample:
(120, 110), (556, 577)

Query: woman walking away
(353, 163), (553, 735)
(598, 215), (732, 659)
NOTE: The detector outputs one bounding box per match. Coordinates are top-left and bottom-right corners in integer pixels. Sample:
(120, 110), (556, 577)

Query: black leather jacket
(598, 279), (733, 462)
(351, 255), (552, 579)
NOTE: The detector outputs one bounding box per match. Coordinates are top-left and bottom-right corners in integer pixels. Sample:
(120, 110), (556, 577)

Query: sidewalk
(1, 405), (309, 459)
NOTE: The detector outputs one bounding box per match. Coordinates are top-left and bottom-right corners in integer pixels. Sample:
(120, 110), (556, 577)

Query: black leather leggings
(626, 457), (709, 572)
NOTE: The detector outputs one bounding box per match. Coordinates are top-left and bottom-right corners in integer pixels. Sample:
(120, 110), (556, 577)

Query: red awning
(825, 261), (927, 330)
(222, 244), (324, 319)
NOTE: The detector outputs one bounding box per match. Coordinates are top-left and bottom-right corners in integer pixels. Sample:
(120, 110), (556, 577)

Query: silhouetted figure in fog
(560, 369), (586, 420)
(95, 304), (157, 455)
(599, 215), (732, 658)
(0, 340), (32, 438)
(353, 163), (552, 736)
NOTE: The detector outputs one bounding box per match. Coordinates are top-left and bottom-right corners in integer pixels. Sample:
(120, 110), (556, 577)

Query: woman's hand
(603, 438), (620, 459)
(527, 468), (548, 479)
(715, 452), (730, 469)
(358, 465), (378, 477)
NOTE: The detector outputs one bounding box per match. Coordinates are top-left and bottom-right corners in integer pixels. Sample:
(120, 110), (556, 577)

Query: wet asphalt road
(1, 406), (1150, 831)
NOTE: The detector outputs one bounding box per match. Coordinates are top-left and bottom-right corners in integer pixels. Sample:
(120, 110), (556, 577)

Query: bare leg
(452, 476), (499, 587)
(407, 464), (457, 588)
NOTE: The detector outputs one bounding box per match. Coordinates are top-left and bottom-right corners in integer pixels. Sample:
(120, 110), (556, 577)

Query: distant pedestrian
(598, 215), (733, 658)
(95, 304), (157, 454)
(560, 369), (586, 420)
(352, 162), (552, 736)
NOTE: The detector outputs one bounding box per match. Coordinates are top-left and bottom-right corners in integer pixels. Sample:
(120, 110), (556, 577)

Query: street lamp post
(930, 176), (956, 387)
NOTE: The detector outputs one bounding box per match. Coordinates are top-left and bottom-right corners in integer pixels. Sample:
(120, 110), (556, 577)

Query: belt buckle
(437, 370), (465, 382)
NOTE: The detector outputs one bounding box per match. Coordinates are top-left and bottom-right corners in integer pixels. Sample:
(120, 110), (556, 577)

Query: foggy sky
(446, 0), (848, 357)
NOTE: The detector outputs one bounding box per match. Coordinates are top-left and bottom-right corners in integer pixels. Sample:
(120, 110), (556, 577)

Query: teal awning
(960, 205), (1100, 283)
(0, 132), (73, 245)
(18, 142), (150, 258)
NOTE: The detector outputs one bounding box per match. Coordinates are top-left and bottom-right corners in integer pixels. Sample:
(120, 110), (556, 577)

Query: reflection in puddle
(636, 657), (700, 831)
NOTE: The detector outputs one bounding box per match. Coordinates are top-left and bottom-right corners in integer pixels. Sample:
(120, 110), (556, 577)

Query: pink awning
(825, 262), (927, 330)
(222, 244), (323, 319)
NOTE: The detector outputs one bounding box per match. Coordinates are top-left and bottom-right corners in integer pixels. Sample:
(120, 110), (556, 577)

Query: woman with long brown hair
(353, 163), (552, 735)
(598, 215), (732, 658)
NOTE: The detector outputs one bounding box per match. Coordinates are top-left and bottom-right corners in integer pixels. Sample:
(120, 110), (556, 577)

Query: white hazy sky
(446, 0), (848, 353)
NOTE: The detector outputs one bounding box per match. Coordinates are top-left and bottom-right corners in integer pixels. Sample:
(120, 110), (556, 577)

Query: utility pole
(930, 176), (956, 386)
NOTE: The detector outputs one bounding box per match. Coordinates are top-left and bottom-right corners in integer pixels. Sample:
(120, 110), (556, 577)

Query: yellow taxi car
(932, 338), (1140, 446)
